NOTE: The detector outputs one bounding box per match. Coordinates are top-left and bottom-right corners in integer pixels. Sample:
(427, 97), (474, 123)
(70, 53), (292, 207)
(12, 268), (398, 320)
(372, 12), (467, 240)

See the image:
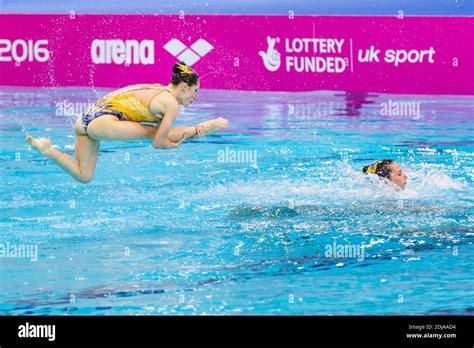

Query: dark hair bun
(362, 159), (394, 178)
(170, 61), (199, 86)
(172, 61), (185, 74)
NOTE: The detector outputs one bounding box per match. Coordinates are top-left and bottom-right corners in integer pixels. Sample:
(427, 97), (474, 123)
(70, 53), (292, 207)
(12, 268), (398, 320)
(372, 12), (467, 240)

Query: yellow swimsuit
(82, 84), (170, 129)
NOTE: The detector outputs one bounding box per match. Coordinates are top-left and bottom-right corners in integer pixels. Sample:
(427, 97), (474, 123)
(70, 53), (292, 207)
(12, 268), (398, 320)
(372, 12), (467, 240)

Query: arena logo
(163, 38), (214, 66)
(91, 39), (154, 65)
(259, 36), (347, 73)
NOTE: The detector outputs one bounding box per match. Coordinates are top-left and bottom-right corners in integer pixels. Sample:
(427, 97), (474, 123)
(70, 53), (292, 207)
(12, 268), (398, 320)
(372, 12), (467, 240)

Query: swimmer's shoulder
(149, 88), (179, 116)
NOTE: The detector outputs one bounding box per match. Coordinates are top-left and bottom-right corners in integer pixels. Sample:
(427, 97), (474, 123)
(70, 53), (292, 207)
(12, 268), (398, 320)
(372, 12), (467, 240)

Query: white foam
(197, 165), (467, 208)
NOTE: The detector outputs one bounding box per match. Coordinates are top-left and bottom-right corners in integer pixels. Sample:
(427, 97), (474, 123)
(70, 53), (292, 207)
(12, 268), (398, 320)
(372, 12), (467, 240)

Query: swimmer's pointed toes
(27, 137), (52, 154)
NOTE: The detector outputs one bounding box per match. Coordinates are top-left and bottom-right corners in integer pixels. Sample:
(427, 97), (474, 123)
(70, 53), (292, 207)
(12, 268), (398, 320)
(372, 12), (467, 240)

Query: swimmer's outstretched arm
(153, 100), (229, 147)
(152, 103), (184, 149)
(166, 117), (229, 142)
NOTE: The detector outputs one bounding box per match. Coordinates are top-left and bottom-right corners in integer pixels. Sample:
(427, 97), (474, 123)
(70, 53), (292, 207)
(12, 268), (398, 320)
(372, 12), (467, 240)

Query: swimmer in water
(26, 62), (229, 183)
(363, 159), (408, 190)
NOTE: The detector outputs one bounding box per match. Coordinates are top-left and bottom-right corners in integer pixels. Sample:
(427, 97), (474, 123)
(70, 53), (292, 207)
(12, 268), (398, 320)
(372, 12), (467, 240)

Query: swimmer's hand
(153, 133), (186, 149)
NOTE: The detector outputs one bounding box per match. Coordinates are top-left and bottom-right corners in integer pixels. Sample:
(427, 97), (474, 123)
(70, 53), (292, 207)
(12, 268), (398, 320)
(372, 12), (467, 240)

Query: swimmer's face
(388, 162), (408, 190)
(180, 80), (199, 107)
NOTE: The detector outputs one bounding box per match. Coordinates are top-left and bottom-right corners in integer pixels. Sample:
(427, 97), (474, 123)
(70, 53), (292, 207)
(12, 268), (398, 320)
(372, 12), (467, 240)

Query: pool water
(0, 86), (473, 315)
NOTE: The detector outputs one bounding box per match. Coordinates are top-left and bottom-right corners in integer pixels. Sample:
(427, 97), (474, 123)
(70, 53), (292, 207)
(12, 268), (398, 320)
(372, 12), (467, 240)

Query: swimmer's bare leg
(167, 117), (229, 141)
(26, 134), (100, 184)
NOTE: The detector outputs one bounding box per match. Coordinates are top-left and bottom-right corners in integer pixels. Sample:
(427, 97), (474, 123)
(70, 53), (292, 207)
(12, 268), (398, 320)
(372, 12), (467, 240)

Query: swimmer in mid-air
(26, 62), (228, 183)
(363, 159), (408, 190)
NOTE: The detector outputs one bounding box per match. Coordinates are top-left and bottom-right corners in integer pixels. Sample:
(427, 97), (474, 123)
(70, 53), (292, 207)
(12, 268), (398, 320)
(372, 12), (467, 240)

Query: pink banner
(1, 14), (473, 95)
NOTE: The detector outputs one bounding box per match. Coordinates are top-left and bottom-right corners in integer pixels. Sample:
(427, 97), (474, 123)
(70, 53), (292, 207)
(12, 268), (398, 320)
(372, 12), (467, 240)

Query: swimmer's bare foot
(26, 135), (53, 155)
(194, 117), (229, 137)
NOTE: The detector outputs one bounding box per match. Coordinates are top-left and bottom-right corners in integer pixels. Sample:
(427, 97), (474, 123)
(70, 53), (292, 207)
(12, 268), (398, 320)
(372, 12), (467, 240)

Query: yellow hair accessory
(177, 63), (194, 75)
(366, 160), (379, 174)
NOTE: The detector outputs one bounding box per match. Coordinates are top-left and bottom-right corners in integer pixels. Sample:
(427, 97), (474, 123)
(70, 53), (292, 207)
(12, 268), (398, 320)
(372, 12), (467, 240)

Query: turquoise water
(0, 86), (473, 315)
